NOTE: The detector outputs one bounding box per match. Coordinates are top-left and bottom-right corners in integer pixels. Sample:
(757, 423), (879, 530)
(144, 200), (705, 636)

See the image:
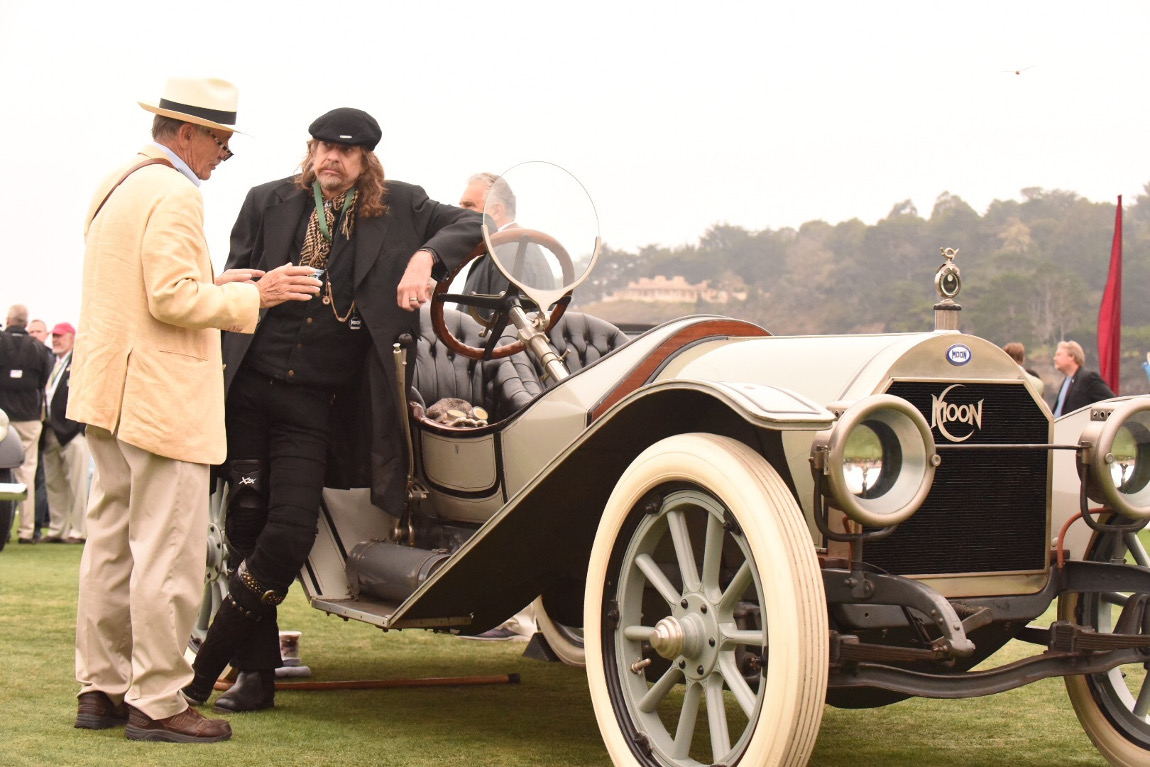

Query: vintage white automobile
(199, 164), (1150, 767)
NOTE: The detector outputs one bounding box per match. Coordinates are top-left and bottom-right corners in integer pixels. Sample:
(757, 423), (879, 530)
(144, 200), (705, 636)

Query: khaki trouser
(75, 426), (208, 719)
(12, 419), (41, 541)
(42, 429), (90, 540)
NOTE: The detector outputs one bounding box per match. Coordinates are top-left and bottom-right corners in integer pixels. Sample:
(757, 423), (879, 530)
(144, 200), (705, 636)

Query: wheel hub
(205, 522), (227, 578)
(650, 616), (686, 658)
(650, 593), (723, 680)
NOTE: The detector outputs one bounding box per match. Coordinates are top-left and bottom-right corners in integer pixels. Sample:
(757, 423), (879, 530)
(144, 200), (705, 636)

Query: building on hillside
(603, 275), (746, 304)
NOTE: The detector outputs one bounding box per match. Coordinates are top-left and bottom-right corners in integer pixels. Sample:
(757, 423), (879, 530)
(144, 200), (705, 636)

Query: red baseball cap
(51, 322), (76, 337)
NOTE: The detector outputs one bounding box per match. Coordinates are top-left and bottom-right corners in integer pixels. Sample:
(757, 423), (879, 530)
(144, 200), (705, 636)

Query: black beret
(308, 107), (382, 151)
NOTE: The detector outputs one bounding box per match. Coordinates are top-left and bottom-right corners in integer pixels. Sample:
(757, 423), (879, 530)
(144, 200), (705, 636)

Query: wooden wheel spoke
(719, 560), (753, 613)
(704, 674), (733, 760)
(1125, 532), (1150, 568)
(622, 625), (656, 642)
(637, 664), (683, 714)
(672, 681), (703, 758)
(667, 509), (701, 593)
(719, 653), (758, 716)
(636, 552), (682, 606)
(1134, 673), (1150, 719)
(700, 513), (726, 595)
(722, 625), (765, 649)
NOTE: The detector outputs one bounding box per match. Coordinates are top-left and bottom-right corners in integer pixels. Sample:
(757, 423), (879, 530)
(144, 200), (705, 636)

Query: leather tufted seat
(505, 311), (630, 391)
(546, 312), (631, 374)
(414, 307), (630, 423)
(413, 305), (536, 422)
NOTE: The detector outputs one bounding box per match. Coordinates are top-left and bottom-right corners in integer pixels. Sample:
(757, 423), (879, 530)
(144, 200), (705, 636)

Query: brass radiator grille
(861, 381), (1050, 577)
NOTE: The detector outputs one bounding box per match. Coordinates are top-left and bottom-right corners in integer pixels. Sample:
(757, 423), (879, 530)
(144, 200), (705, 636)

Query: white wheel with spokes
(187, 478), (230, 661)
(586, 434), (828, 767)
(1061, 526), (1150, 766)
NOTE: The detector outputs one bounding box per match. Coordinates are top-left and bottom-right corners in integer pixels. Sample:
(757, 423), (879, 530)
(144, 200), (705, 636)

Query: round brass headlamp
(812, 394), (939, 528)
(1079, 397), (1150, 520)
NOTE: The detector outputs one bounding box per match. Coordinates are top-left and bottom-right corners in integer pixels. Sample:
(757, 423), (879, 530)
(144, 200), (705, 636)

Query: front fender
(387, 382), (817, 630)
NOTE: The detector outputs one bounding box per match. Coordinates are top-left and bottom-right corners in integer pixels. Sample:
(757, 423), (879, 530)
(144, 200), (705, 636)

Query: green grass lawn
(0, 541), (1109, 767)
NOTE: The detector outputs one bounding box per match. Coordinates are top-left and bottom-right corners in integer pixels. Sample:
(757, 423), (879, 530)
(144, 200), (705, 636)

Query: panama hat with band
(138, 77), (242, 134)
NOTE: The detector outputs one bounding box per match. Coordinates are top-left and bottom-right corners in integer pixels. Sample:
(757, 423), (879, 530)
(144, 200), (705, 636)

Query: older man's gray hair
(6, 304), (28, 328)
(468, 172), (516, 218)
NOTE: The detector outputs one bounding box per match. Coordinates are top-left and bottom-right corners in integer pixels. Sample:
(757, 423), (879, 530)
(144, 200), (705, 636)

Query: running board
(310, 596), (473, 631)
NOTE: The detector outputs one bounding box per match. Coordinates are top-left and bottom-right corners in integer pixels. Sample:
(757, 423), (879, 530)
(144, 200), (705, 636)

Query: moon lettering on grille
(946, 344), (972, 365)
(930, 384), (984, 443)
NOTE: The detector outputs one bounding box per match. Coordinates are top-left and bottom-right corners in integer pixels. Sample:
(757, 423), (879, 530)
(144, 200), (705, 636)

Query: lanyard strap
(312, 181), (356, 243)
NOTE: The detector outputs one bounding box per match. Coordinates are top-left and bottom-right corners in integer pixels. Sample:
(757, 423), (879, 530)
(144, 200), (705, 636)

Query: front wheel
(586, 434), (828, 767)
(1060, 525), (1150, 766)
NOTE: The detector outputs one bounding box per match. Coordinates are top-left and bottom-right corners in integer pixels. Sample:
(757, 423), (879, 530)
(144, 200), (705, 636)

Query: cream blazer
(68, 144), (260, 464)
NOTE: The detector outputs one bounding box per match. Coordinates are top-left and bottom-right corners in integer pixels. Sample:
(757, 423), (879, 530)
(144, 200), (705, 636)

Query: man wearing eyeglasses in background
(68, 77), (318, 743)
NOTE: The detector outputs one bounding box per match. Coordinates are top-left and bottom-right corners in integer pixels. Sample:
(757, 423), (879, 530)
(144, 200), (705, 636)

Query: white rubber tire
(1059, 527), (1150, 767)
(585, 433), (827, 767)
(533, 596), (585, 667)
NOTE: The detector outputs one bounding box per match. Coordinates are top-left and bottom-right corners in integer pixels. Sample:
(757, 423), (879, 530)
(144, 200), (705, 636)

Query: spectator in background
(452, 169), (545, 647)
(26, 318), (52, 541)
(458, 172), (555, 303)
(1003, 342), (1044, 398)
(41, 322), (89, 544)
(0, 304), (54, 544)
(1052, 340), (1115, 417)
(27, 319), (49, 345)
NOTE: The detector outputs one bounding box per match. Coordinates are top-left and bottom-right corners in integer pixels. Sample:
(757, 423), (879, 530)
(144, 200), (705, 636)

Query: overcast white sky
(3, 0), (1148, 327)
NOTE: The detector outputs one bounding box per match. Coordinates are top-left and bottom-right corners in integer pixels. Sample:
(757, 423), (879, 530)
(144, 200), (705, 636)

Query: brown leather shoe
(125, 704), (232, 743)
(75, 691), (128, 729)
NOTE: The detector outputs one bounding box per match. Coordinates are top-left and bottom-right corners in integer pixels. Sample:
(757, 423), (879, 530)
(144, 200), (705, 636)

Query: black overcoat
(1056, 367), (1117, 414)
(46, 353), (85, 445)
(221, 177), (482, 512)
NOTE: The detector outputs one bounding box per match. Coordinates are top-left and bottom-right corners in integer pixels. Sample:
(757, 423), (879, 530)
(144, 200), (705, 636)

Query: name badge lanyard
(312, 181), (355, 245)
(311, 182), (360, 327)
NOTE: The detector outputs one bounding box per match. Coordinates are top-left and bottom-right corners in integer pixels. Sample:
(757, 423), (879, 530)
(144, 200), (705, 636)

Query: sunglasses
(206, 130), (234, 161)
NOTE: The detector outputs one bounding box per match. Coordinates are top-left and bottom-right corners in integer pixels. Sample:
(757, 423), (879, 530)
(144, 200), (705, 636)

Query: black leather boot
(182, 595), (261, 704)
(212, 669), (276, 713)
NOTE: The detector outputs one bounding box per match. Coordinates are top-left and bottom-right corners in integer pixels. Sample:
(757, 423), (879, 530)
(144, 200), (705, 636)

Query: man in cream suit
(69, 77), (318, 742)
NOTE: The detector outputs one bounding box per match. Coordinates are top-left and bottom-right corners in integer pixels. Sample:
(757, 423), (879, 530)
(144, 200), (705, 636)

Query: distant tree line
(575, 184), (1150, 394)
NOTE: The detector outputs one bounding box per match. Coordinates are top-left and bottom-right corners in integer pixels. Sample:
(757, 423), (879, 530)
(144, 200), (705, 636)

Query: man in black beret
(183, 107), (482, 712)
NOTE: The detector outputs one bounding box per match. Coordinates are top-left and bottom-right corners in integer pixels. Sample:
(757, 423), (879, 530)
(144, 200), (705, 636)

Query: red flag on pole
(1098, 195), (1123, 392)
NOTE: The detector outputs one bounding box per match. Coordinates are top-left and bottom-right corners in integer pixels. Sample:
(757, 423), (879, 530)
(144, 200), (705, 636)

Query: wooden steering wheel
(430, 228), (575, 360)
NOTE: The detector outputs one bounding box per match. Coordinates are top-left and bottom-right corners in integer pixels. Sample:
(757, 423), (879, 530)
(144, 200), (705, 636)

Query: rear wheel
(1061, 526), (1150, 766)
(586, 434), (827, 767)
(187, 479), (230, 660)
(534, 596), (585, 666)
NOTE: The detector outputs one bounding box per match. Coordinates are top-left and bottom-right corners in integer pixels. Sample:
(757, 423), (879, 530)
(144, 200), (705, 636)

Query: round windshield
(481, 161), (599, 303)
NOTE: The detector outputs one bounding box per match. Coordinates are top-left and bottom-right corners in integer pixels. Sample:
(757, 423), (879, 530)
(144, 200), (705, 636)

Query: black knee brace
(225, 459), (268, 559)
